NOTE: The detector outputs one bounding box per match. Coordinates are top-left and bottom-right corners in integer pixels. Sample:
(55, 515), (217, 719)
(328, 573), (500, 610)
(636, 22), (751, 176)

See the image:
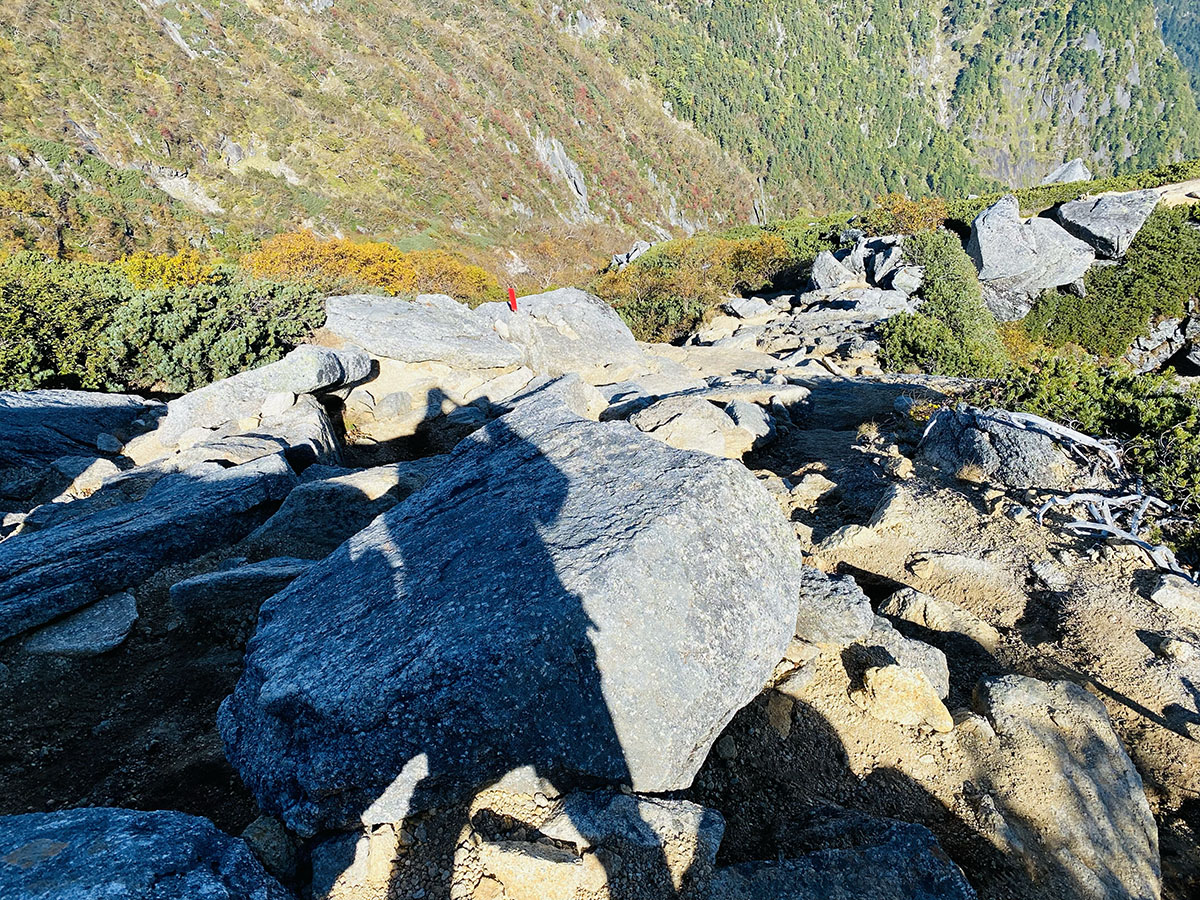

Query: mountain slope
(1159, 0), (1200, 93)
(0, 0), (1197, 262)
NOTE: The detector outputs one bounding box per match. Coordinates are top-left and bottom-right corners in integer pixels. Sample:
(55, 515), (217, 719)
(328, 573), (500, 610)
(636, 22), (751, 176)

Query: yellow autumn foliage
(242, 231), (501, 305)
(120, 248), (216, 289)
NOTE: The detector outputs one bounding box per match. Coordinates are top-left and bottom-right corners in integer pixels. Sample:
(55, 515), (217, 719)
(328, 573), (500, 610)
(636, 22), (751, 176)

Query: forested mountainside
(0, 0), (1197, 262)
(1160, 0), (1200, 93)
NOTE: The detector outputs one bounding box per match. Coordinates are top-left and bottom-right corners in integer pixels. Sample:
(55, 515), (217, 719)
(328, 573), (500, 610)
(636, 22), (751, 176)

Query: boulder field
(0, 284), (1193, 900)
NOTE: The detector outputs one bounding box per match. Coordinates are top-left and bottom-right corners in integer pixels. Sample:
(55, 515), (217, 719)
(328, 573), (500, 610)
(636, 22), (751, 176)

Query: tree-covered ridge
(951, 0), (1200, 179)
(1159, 0), (1200, 93)
(601, 0), (992, 212)
(601, 0), (1200, 207)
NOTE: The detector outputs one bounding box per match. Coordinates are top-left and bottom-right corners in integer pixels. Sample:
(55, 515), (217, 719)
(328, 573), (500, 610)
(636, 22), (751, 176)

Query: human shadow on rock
(222, 417), (686, 899)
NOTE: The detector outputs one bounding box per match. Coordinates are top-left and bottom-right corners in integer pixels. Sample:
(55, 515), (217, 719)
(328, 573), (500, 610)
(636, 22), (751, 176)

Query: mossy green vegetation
(878, 229), (1007, 378)
(0, 252), (323, 393)
(1022, 205), (1200, 357)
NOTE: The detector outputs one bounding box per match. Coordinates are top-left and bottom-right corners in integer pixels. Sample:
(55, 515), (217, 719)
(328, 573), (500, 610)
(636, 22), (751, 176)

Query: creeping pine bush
(242, 231), (502, 306)
(0, 253), (127, 390)
(1023, 206), (1200, 358)
(878, 229), (1006, 377)
(120, 248), (216, 289)
(0, 252), (326, 392)
(994, 354), (1200, 566)
(864, 193), (948, 236)
(104, 267), (326, 393)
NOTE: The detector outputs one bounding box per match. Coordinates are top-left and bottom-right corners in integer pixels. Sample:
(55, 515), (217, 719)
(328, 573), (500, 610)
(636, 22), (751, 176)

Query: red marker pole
(508, 287), (518, 312)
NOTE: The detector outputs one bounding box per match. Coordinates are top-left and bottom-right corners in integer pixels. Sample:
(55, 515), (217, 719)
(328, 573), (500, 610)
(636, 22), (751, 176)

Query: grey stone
(95, 433), (123, 454)
(888, 265), (924, 296)
(247, 394), (342, 470)
(851, 615), (951, 699)
(811, 251), (858, 290)
(726, 296), (773, 319)
(1150, 574), (1200, 625)
(1040, 158), (1093, 185)
(24, 591), (138, 657)
(325, 293), (522, 370)
(0, 389), (154, 469)
(477, 287), (646, 381)
(967, 196), (1095, 320)
(920, 404), (1077, 490)
(156, 346), (369, 445)
(170, 558), (315, 630)
(1054, 189), (1159, 259)
(374, 391), (414, 420)
(0, 454), (297, 641)
(241, 458), (445, 561)
(869, 244), (903, 285)
(795, 568), (875, 647)
(879, 586), (1001, 652)
(630, 396), (743, 457)
(711, 806), (975, 900)
(220, 393), (803, 835)
(261, 391), (296, 418)
(724, 400), (775, 447)
(610, 239), (652, 270)
(973, 676), (1159, 900)
(0, 807), (291, 899)
(240, 815), (299, 883)
(540, 791), (724, 857)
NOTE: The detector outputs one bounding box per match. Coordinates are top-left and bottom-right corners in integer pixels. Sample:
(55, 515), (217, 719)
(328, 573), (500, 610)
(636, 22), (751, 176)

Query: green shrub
(0, 252), (326, 393)
(879, 229), (1006, 377)
(104, 267), (326, 392)
(1023, 206), (1200, 357)
(592, 231), (794, 342)
(0, 253), (128, 390)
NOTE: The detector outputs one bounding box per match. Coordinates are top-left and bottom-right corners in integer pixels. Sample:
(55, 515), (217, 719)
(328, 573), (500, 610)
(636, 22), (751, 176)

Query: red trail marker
(508, 287), (518, 312)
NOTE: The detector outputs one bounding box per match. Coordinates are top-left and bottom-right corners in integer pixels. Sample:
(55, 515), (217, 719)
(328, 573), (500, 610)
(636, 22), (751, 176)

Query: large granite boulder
(920, 404), (1081, 490)
(155, 345), (370, 445)
(221, 392), (805, 835)
(0, 454), (297, 641)
(810, 251), (858, 290)
(0, 389), (156, 467)
(0, 807), (292, 899)
(710, 807), (976, 900)
(1040, 158), (1093, 185)
(1053, 189), (1159, 259)
(966, 195), (1095, 320)
(477, 287), (646, 381)
(241, 458), (445, 560)
(325, 293), (522, 370)
(973, 676), (1159, 900)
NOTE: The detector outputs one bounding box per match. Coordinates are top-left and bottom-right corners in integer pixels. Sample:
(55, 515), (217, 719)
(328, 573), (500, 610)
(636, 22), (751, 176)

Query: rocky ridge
(0, 280), (1197, 900)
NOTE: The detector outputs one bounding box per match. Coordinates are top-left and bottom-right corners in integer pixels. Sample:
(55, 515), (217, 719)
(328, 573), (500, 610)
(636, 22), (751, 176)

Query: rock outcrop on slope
(0, 454), (296, 641)
(220, 388), (807, 835)
(966, 195), (1095, 320)
(1053, 188), (1160, 259)
(0, 807), (291, 899)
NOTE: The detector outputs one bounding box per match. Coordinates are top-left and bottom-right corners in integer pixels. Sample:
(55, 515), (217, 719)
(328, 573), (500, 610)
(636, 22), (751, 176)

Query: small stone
(851, 665), (954, 732)
(1159, 638), (1200, 665)
(1151, 575), (1200, 625)
(261, 391), (297, 418)
(766, 692), (794, 739)
(95, 433), (122, 454)
(23, 592), (138, 658)
(716, 735), (738, 760)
